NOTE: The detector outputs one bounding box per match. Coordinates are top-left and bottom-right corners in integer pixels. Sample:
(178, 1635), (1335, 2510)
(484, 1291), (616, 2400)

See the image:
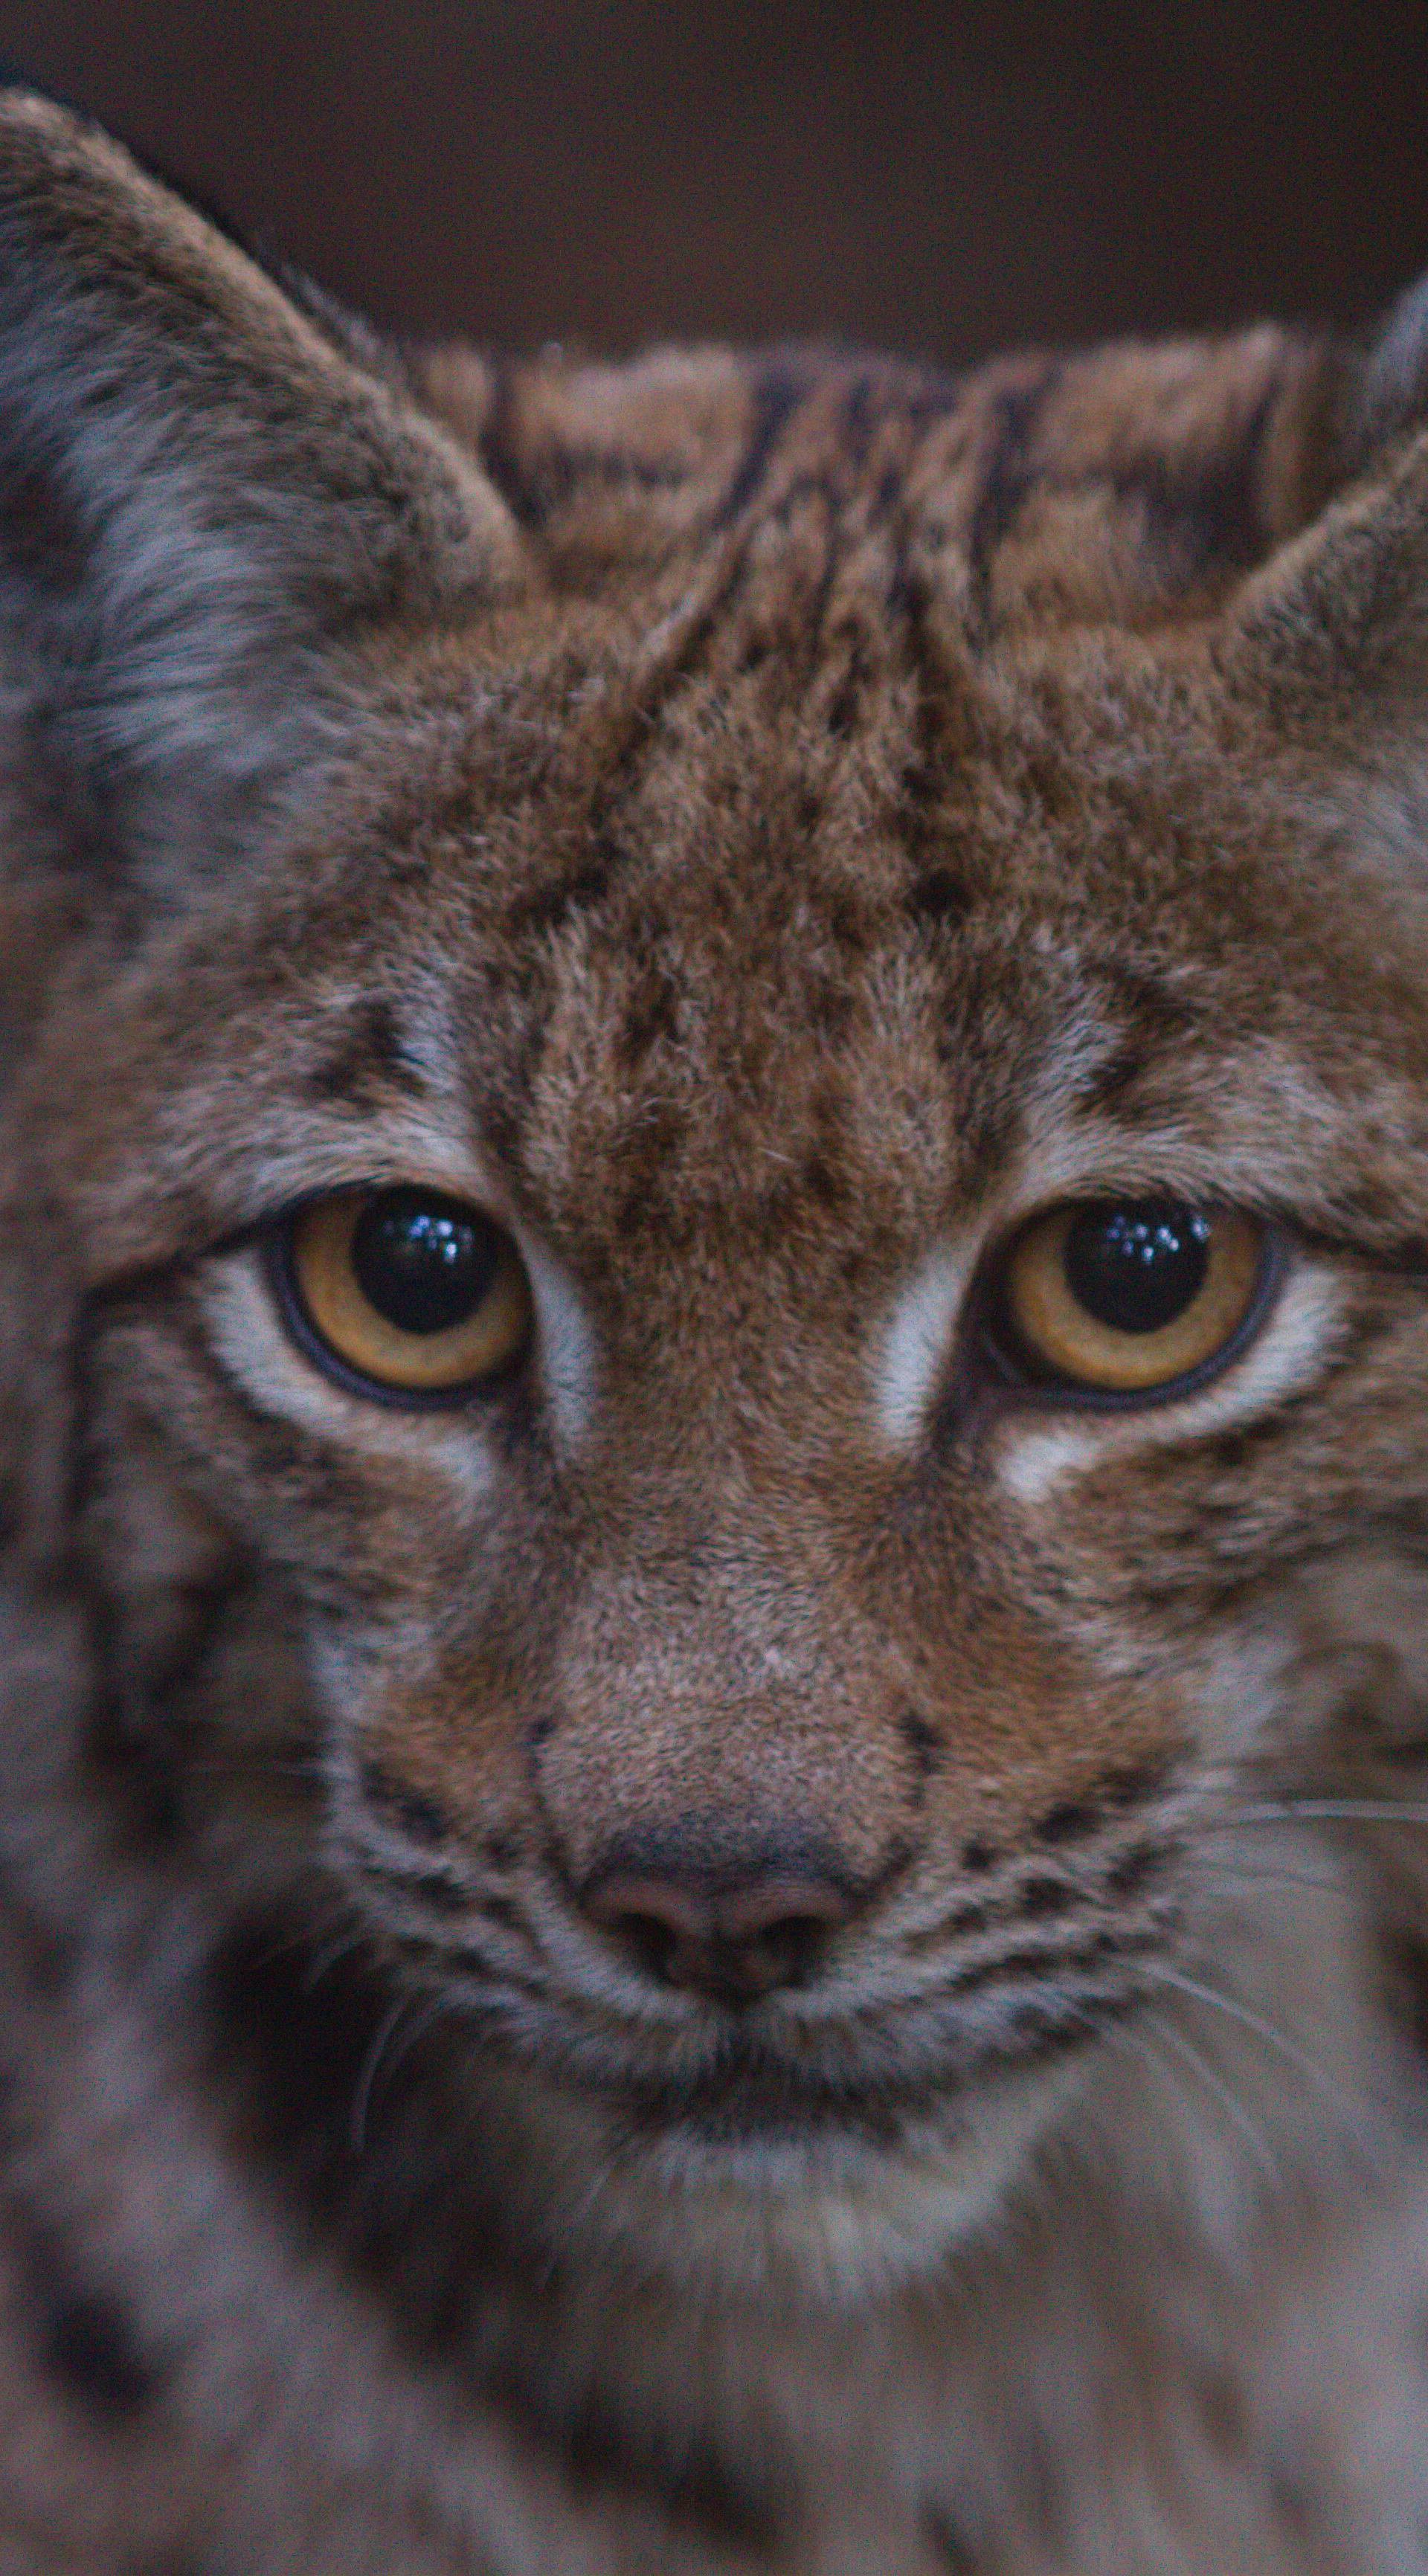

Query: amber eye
(999, 1198), (1268, 1397)
(277, 1186), (533, 1401)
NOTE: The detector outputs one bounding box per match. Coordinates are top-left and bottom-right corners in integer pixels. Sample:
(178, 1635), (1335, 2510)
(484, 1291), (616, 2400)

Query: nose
(582, 1864), (855, 2003)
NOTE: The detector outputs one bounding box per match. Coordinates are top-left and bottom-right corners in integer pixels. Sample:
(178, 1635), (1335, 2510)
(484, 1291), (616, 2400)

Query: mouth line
(540, 1988), (1122, 2143)
(374, 1922), (1148, 2142)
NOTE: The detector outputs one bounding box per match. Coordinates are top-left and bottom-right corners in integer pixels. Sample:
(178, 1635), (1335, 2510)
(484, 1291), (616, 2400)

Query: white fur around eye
(199, 1253), (499, 1504)
(873, 1243), (979, 1446)
(516, 1235), (598, 1450)
(994, 1260), (1345, 1505)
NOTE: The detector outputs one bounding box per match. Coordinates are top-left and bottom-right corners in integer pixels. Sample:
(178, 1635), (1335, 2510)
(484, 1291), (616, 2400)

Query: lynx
(4, 83), (1428, 2574)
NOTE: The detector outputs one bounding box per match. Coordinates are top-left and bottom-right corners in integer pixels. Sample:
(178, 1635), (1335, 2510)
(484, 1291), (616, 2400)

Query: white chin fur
(530, 2050), (1089, 2307)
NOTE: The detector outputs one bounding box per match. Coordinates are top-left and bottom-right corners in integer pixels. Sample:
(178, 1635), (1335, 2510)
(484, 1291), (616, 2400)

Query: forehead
(67, 336), (1428, 1291)
(309, 620), (1334, 1290)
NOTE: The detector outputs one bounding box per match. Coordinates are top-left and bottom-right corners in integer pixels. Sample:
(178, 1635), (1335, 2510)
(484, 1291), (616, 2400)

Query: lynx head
(5, 90), (1428, 2302)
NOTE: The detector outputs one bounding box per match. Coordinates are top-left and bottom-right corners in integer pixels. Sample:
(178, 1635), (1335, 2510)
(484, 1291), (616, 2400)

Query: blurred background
(7, 1), (1428, 364)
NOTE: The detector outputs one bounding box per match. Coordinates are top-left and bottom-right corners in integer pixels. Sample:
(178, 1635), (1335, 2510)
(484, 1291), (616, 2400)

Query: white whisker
(349, 1993), (425, 2154)
(1228, 1800), (1428, 1827)
(1147, 1961), (1363, 2135)
(1139, 2009), (1281, 2186)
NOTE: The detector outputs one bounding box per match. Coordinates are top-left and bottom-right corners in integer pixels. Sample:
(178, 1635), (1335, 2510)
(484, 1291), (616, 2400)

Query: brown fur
(5, 85), (1428, 2571)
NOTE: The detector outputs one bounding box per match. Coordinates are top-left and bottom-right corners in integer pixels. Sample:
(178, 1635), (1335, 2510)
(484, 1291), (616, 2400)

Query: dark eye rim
(976, 1202), (1287, 1414)
(263, 1188), (530, 1413)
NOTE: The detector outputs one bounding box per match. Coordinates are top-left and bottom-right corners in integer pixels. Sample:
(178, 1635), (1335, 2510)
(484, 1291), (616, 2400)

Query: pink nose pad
(582, 1868), (855, 2002)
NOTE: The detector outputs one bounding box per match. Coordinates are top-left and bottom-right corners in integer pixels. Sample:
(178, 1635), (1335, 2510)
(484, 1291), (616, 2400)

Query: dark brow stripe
(711, 359), (807, 528)
(304, 999), (429, 1109)
(965, 362), (1061, 638)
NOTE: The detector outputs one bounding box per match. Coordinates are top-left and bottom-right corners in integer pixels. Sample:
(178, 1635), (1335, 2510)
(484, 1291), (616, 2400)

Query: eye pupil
(1063, 1200), (1210, 1334)
(350, 1188), (497, 1336)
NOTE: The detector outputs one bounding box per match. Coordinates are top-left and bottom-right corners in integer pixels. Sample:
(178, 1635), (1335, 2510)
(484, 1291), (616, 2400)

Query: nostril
(582, 1870), (855, 2001)
(746, 1907), (831, 1984)
(605, 1902), (683, 1988)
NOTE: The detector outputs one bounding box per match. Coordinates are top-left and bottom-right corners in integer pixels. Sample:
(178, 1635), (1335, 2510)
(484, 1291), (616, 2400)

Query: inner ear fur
(0, 88), (521, 898)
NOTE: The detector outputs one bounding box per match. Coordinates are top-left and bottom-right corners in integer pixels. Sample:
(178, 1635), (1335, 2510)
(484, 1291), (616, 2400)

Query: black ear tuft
(0, 89), (518, 897)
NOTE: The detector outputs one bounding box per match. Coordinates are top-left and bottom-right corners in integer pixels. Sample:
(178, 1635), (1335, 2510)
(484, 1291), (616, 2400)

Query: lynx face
(7, 91), (1428, 2302)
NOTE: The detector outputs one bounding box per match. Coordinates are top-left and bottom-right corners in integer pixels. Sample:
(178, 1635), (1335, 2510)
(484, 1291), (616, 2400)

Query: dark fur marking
(1081, 1039), (1146, 1109)
(406, 1874), (470, 1919)
(1078, 969), (1202, 1113)
(1103, 1758), (1170, 1812)
(1267, 2453), (1316, 2537)
(500, 440), (689, 530)
(1383, 1929), (1428, 2056)
(359, 1758), (454, 1850)
(1107, 381), (1278, 582)
(475, 1893), (524, 1932)
(712, 361), (805, 528)
(949, 1926), (1154, 1998)
(504, 850), (614, 944)
(899, 1707), (943, 1790)
(0, 450), (91, 592)
(965, 365), (1061, 637)
(366, 1856), (469, 1920)
(1035, 1798), (1100, 1846)
(1104, 1838), (1174, 1897)
(839, 371), (878, 470)
(948, 1902), (988, 1936)
(961, 1837), (997, 1873)
(922, 2499), (987, 2571)
(306, 1000), (426, 1109)
(907, 866), (974, 930)
(1377, 1733), (1428, 1768)
(801, 1148), (849, 1205)
(534, 2380), (785, 2554)
(475, 361), (543, 531)
(1017, 1875), (1074, 1922)
(23, 2223), (164, 2427)
(83, 1655), (187, 1855)
(614, 962), (681, 1074)
(824, 628), (872, 739)
(1194, 2368), (1247, 2458)
(69, 1315), (250, 1855)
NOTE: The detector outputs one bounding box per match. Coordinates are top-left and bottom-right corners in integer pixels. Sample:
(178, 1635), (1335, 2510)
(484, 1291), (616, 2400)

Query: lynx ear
(0, 91), (519, 895)
(1350, 270), (1428, 468)
(1215, 281), (1428, 758)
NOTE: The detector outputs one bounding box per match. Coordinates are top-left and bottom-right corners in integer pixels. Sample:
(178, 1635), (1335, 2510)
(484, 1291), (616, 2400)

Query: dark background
(8, 2), (1428, 366)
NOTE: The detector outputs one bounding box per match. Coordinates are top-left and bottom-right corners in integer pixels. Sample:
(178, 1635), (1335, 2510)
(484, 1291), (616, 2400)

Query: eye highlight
(274, 1186), (533, 1403)
(997, 1198), (1270, 1398)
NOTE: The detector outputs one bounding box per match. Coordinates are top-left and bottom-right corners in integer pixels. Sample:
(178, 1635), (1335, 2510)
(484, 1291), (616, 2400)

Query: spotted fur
(6, 83), (1428, 2572)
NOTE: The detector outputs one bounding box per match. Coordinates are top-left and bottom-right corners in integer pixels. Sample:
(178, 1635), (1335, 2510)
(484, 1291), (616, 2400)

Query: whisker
(350, 1993), (419, 2154)
(1138, 2008), (1281, 2186)
(1226, 1801), (1428, 1827)
(302, 1928), (368, 1993)
(1146, 1961), (1363, 2134)
(1188, 1856), (1344, 1893)
(535, 2131), (640, 2293)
